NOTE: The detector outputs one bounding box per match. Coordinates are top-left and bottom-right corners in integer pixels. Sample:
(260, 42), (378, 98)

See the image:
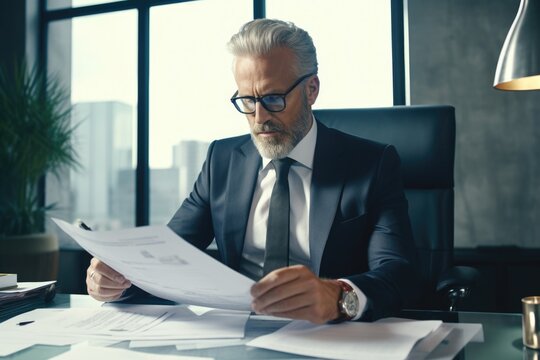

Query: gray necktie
(263, 157), (294, 276)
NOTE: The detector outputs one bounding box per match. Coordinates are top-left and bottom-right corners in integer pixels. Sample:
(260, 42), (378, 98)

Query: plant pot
(0, 233), (59, 281)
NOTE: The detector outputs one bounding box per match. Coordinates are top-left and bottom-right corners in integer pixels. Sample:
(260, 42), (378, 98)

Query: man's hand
(250, 265), (341, 324)
(86, 257), (131, 302)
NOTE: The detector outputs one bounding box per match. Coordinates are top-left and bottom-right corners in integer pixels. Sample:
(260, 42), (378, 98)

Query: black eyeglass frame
(230, 72), (317, 114)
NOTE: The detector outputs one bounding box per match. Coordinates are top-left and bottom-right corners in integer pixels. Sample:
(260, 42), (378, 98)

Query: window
(149, 0), (252, 224)
(47, 0), (126, 10)
(47, 11), (137, 230)
(267, 0), (394, 108)
(43, 0), (402, 232)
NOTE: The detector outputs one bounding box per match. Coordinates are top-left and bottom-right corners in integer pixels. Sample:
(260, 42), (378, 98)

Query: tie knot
(271, 158), (294, 178)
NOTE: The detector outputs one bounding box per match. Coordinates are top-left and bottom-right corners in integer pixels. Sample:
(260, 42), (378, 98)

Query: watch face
(343, 291), (359, 317)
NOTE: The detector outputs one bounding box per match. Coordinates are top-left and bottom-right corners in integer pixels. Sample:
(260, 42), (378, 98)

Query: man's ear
(306, 75), (320, 106)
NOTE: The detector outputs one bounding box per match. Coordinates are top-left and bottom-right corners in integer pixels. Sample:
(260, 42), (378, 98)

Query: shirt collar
(261, 114), (317, 171)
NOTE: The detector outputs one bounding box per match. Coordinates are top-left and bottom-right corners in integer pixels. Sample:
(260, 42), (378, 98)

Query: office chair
(314, 105), (478, 311)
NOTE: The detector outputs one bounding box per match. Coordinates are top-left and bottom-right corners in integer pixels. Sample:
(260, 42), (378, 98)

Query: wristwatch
(336, 280), (360, 321)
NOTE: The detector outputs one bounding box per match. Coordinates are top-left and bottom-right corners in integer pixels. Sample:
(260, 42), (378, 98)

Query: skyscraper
(172, 140), (209, 203)
(71, 101), (134, 229)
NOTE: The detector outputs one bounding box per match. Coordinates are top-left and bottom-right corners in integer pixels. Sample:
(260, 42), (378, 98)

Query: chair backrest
(314, 105), (456, 297)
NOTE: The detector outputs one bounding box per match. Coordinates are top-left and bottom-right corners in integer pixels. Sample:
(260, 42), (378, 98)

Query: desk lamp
(494, 0), (540, 90)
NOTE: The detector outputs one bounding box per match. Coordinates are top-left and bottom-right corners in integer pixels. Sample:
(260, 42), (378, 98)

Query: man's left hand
(251, 265), (341, 324)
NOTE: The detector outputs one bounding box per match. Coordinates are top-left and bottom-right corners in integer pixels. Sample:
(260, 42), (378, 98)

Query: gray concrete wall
(408, 0), (540, 248)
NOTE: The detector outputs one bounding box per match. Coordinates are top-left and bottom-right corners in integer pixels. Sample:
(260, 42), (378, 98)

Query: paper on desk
(406, 325), (453, 360)
(335, 319), (483, 360)
(247, 318), (442, 360)
(0, 305), (172, 346)
(186, 305), (215, 316)
(175, 338), (246, 350)
(53, 218), (254, 311)
(424, 323), (483, 360)
(0, 309), (80, 346)
(0, 341), (33, 357)
(377, 317), (453, 360)
(249, 314), (291, 321)
(105, 303), (250, 341)
(128, 338), (246, 349)
(26, 305), (172, 337)
(49, 344), (213, 360)
(0, 281), (56, 296)
(0, 281), (56, 304)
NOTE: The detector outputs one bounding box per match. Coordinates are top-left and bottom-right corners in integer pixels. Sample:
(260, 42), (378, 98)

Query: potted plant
(0, 61), (78, 281)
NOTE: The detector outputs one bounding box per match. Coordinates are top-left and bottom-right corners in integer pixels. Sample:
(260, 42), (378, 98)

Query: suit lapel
(223, 139), (261, 269)
(310, 122), (347, 275)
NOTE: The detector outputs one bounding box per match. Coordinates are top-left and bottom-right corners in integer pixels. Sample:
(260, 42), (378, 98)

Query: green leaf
(0, 60), (79, 236)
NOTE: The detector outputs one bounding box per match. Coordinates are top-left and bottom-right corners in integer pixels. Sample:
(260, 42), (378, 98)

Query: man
(86, 19), (420, 323)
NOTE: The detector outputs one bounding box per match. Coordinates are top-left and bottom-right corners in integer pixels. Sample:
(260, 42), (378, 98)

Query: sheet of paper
(0, 341), (33, 357)
(249, 314), (291, 321)
(49, 344), (213, 360)
(407, 325), (453, 360)
(378, 317), (453, 360)
(0, 309), (81, 346)
(175, 339), (246, 350)
(186, 305), (215, 316)
(0, 305), (173, 345)
(25, 305), (172, 337)
(424, 323), (483, 360)
(1, 303), (247, 348)
(129, 338), (246, 349)
(53, 218), (254, 311)
(106, 304), (250, 340)
(247, 318), (442, 360)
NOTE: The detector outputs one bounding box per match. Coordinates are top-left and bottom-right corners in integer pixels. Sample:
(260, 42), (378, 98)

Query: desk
(0, 294), (532, 360)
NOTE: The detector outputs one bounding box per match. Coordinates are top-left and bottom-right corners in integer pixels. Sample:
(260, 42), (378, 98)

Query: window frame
(39, 0), (407, 226)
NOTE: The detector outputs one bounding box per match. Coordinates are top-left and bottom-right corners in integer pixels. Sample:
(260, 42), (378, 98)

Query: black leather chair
(314, 105), (478, 311)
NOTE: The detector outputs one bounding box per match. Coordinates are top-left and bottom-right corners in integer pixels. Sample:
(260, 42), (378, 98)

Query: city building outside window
(44, 0), (395, 239)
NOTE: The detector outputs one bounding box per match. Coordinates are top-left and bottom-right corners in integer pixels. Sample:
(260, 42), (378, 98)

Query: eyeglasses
(230, 72), (316, 114)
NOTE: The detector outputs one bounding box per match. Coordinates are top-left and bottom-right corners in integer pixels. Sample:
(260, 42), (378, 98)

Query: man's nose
(253, 101), (271, 124)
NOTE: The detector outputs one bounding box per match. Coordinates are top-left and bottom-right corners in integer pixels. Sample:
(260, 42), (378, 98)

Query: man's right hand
(86, 257), (131, 301)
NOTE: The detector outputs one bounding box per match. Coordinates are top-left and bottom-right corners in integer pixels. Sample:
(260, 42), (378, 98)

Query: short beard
(251, 100), (312, 159)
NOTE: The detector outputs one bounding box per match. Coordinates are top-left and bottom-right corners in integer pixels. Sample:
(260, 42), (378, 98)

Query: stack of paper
(0, 281), (56, 304)
(0, 303), (250, 356)
(248, 318), (442, 360)
(0, 273), (17, 290)
(49, 344), (213, 360)
(247, 317), (484, 360)
(0, 281), (57, 325)
(0, 303), (484, 359)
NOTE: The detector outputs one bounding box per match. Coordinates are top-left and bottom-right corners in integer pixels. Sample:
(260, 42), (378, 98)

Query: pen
(75, 219), (92, 231)
(17, 321), (34, 326)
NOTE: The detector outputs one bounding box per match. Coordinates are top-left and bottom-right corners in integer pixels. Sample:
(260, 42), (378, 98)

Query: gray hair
(227, 19), (318, 76)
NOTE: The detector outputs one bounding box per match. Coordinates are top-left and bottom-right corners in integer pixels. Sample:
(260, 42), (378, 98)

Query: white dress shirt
(240, 116), (367, 320)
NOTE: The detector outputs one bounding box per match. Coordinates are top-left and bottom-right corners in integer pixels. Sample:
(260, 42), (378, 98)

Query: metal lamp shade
(494, 0), (540, 90)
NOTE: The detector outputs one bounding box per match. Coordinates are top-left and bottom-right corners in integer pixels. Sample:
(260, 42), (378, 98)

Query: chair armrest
(436, 266), (479, 292)
(436, 266), (480, 311)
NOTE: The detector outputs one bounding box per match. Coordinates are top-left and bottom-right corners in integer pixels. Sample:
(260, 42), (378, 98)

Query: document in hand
(52, 218), (254, 311)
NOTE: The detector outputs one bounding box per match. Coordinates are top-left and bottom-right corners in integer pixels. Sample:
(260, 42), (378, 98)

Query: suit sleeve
(167, 141), (216, 250)
(347, 145), (421, 321)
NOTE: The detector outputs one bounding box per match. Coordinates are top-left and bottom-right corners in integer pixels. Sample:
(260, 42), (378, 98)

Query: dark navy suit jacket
(168, 121), (420, 320)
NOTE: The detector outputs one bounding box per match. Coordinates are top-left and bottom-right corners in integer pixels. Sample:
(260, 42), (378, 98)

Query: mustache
(252, 122), (284, 133)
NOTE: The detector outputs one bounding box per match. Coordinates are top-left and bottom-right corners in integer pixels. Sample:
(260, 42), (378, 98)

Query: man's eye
(263, 95), (283, 105)
(240, 98), (255, 106)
